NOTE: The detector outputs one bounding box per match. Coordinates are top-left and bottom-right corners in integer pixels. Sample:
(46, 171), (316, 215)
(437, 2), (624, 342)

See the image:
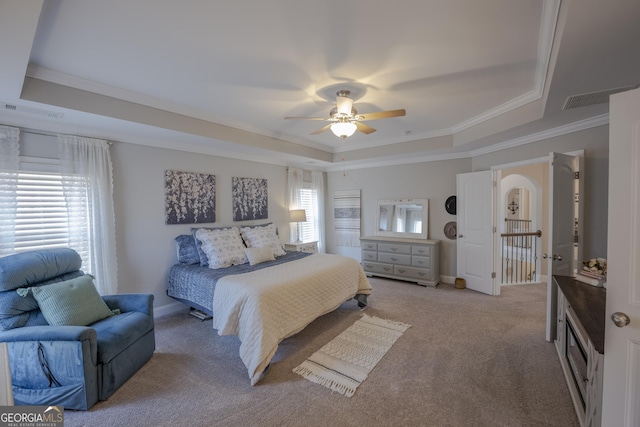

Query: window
(299, 185), (319, 244)
(0, 171), (91, 270)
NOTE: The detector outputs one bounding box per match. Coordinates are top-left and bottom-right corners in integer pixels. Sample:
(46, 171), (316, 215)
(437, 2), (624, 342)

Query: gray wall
(326, 158), (472, 279)
(325, 124), (609, 281)
(110, 142), (289, 310)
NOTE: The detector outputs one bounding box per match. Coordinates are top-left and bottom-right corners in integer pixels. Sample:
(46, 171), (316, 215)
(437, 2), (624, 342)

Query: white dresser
(360, 236), (440, 287)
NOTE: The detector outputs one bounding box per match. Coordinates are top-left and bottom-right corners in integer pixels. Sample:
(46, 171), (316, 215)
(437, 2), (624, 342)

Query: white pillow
(195, 227), (248, 269)
(244, 247), (275, 266)
(240, 223), (286, 257)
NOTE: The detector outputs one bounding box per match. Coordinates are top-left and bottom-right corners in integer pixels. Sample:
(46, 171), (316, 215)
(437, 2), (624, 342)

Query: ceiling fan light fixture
(336, 91), (354, 116)
(331, 121), (357, 139)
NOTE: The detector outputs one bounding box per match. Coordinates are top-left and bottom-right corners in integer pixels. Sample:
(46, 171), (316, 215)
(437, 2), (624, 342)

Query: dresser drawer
(378, 252), (411, 265)
(394, 265), (432, 281)
(361, 241), (377, 251)
(362, 251), (378, 262)
(362, 261), (394, 275)
(378, 243), (411, 254)
(412, 245), (431, 256)
(412, 255), (431, 268)
(359, 237), (440, 287)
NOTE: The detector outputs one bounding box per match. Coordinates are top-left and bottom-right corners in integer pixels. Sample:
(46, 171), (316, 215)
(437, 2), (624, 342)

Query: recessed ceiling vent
(1, 102), (64, 119)
(563, 85), (639, 110)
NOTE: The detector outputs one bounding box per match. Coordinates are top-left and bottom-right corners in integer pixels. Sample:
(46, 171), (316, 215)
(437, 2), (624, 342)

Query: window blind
(299, 187), (318, 243)
(1, 172), (90, 264)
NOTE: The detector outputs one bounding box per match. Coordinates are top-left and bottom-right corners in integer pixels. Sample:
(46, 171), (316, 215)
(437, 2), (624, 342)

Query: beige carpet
(64, 278), (579, 427)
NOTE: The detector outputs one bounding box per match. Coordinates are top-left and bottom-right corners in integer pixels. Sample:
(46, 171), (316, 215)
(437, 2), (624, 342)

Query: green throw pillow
(29, 275), (115, 326)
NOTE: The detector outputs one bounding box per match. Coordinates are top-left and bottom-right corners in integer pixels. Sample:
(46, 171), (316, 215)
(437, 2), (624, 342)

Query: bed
(167, 225), (372, 385)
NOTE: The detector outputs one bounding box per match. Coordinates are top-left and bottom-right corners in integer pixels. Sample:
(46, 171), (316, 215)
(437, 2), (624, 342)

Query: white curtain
(58, 135), (118, 294)
(287, 167), (304, 243)
(310, 171), (326, 253)
(0, 126), (20, 256)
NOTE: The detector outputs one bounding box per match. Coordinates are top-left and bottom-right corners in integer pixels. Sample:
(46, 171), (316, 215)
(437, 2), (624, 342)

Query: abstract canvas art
(232, 177), (268, 221)
(334, 189), (361, 247)
(165, 170), (216, 224)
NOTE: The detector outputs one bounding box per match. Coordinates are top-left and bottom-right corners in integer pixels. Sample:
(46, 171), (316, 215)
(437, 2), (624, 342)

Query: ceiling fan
(284, 90), (406, 139)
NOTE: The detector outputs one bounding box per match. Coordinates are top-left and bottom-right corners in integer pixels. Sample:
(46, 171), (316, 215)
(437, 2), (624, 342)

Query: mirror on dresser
(375, 198), (428, 239)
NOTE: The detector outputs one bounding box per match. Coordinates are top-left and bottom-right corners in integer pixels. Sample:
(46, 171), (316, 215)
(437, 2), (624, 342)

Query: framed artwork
(232, 177), (268, 221)
(164, 170), (216, 224)
(334, 189), (361, 247)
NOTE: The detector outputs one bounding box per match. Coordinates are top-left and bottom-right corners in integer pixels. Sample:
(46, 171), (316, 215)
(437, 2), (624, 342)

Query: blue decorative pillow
(174, 234), (200, 265)
(20, 274), (116, 327)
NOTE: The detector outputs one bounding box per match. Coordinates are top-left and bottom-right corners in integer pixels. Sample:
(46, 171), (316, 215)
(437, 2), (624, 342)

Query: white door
(545, 152), (576, 342)
(601, 88), (640, 426)
(457, 170), (494, 295)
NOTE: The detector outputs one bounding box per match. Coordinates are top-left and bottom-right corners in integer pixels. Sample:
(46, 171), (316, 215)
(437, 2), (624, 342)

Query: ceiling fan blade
(284, 116), (330, 121)
(357, 109), (406, 121)
(336, 95), (353, 115)
(354, 121), (376, 134)
(310, 123), (333, 135)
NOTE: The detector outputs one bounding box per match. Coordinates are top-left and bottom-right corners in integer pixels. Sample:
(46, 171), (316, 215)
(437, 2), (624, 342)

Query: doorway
(492, 151), (583, 298)
(498, 168), (545, 285)
(457, 151), (583, 296)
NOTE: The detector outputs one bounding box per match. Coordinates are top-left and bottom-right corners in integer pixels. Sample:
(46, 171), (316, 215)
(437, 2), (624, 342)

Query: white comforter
(212, 253), (372, 385)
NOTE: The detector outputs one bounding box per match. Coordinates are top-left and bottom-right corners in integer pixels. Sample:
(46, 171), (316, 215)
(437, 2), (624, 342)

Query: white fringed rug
(293, 314), (411, 397)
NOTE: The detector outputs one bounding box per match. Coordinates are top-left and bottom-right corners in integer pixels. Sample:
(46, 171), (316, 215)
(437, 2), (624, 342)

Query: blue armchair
(0, 249), (155, 410)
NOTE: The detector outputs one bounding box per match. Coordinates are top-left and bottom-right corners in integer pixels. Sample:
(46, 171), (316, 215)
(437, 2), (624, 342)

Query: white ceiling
(1, 0), (639, 170)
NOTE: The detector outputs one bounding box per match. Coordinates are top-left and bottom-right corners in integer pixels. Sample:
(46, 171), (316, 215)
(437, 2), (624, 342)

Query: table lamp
(289, 209), (307, 243)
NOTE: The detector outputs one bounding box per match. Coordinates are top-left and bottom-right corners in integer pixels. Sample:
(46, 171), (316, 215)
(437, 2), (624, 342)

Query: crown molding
(469, 113), (609, 157)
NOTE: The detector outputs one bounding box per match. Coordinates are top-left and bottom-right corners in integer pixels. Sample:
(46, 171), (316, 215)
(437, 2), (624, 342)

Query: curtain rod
(21, 129), (112, 145)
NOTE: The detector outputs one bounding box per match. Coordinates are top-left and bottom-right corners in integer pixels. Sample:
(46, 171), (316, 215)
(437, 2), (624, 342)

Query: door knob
(553, 254), (563, 261)
(612, 312), (631, 328)
(458, 234), (463, 238)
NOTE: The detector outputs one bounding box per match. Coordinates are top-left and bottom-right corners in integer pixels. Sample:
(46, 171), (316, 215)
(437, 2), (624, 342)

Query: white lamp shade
(336, 95), (354, 115)
(289, 209), (307, 222)
(330, 121), (357, 138)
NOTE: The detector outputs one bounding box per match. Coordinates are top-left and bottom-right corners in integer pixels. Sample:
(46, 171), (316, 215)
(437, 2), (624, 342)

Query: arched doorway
(499, 173), (543, 285)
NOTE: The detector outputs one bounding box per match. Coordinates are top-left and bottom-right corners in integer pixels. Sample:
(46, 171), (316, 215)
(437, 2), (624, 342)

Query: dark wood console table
(553, 275), (606, 426)
(554, 275), (606, 353)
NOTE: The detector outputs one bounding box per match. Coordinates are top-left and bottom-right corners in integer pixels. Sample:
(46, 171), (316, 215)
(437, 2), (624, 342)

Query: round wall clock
(445, 195), (456, 215)
(444, 221), (457, 239)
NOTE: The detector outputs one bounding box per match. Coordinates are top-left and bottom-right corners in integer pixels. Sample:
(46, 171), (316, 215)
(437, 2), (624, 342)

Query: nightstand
(284, 241), (318, 253)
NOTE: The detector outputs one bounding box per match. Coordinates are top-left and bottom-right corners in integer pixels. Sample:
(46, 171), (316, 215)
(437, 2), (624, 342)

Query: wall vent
(1, 102), (64, 119)
(563, 85), (639, 110)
